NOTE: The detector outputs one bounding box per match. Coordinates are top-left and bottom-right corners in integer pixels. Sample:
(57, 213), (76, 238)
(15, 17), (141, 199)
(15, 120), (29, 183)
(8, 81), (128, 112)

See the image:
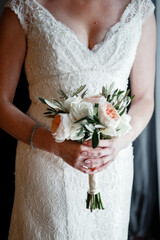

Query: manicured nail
(82, 151), (88, 156)
(83, 141), (87, 145)
(85, 160), (91, 164)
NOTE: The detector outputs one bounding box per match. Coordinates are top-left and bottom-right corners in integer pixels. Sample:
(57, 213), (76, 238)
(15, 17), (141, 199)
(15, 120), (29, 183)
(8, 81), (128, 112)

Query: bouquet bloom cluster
(39, 84), (134, 211)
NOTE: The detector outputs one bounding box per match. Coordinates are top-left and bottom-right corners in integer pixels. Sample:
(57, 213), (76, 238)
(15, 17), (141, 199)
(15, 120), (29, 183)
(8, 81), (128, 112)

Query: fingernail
(82, 151), (88, 156)
(83, 141), (87, 145)
(85, 160), (91, 164)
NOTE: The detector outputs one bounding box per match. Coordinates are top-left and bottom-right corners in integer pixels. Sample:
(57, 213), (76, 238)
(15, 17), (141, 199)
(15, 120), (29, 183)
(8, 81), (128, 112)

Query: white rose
(51, 114), (72, 142)
(98, 102), (120, 128)
(64, 96), (82, 112)
(70, 100), (94, 121)
(116, 113), (131, 136)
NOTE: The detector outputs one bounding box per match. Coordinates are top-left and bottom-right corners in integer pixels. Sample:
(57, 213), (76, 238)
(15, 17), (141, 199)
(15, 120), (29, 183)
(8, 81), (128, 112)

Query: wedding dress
(5, 0), (155, 239)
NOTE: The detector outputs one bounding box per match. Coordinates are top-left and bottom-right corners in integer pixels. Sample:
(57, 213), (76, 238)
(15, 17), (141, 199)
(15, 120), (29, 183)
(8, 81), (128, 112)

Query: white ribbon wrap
(88, 173), (99, 195)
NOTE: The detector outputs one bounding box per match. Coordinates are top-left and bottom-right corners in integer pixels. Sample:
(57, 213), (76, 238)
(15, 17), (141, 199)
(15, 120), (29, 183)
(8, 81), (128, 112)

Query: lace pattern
(4, 0), (155, 239)
(141, 0), (155, 23)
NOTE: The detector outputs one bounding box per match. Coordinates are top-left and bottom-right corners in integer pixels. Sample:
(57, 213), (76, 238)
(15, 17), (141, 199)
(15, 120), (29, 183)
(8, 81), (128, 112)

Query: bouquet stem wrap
(86, 173), (104, 212)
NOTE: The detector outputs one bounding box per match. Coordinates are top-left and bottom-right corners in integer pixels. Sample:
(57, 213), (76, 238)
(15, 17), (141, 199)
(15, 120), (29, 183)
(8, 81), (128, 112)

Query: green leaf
(114, 100), (121, 108)
(39, 97), (46, 104)
(52, 98), (66, 111)
(102, 86), (108, 98)
(44, 111), (54, 115)
(57, 89), (68, 99)
(93, 115), (100, 123)
(98, 192), (104, 210)
(46, 108), (58, 113)
(131, 94), (135, 100)
(77, 127), (84, 137)
(100, 132), (112, 140)
(109, 82), (114, 92)
(124, 89), (130, 99)
(112, 88), (118, 98)
(119, 108), (126, 116)
(117, 90), (124, 99)
(71, 85), (86, 97)
(92, 129), (99, 149)
(81, 89), (88, 98)
(39, 97), (60, 110)
(95, 103), (99, 108)
(74, 116), (88, 123)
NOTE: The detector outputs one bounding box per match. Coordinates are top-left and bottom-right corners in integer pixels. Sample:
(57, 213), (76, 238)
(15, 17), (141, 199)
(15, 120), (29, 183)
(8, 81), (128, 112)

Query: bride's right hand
(52, 139), (113, 174)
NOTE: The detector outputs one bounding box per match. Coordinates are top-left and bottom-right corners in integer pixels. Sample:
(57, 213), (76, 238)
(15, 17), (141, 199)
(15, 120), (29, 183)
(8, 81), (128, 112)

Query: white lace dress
(5, 0), (155, 239)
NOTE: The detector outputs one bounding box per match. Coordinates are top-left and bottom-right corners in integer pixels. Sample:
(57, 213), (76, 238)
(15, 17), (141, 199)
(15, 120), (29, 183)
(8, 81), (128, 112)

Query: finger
(84, 155), (113, 168)
(76, 165), (92, 174)
(86, 161), (112, 174)
(96, 160), (113, 172)
(74, 142), (113, 162)
(80, 147), (113, 160)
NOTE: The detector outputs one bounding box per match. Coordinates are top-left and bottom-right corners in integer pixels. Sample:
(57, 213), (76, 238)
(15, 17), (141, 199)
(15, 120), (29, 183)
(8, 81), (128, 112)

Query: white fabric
(88, 174), (99, 195)
(5, 0), (155, 239)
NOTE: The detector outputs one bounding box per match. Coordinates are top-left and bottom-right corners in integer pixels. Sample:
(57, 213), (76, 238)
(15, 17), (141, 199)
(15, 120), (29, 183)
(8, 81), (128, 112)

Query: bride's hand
(52, 139), (114, 174)
(82, 138), (123, 173)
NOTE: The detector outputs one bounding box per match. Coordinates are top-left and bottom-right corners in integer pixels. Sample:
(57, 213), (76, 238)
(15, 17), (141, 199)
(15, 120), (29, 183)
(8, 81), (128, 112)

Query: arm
(116, 13), (156, 151)
(0, 8), (54, 152)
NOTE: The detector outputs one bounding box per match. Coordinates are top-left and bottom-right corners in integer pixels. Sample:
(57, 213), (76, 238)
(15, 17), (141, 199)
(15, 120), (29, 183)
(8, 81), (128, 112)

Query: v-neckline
(33, 0), (134, 53)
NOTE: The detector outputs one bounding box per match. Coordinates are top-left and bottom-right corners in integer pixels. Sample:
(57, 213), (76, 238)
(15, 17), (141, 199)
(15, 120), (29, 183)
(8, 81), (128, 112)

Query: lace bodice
(5, 0), (155, 110)
(5, 1), (155, 240)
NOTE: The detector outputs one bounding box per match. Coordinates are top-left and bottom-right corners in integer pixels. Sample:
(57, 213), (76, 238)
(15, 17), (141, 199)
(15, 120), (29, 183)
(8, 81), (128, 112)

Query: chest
(38, 0), (131, 50)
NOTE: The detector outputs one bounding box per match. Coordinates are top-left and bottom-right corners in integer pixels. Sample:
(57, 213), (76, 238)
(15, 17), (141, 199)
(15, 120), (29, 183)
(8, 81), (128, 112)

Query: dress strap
(140, 0), (155, 24)
(4, 0), (30, 35)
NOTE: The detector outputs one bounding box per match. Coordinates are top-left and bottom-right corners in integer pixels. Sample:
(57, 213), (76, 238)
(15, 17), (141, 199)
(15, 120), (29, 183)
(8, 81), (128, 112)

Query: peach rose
(98, 102), (120, 128)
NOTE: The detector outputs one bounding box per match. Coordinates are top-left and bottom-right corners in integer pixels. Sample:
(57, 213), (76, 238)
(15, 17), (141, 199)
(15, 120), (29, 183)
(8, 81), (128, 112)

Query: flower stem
(86, 192), (104, 212)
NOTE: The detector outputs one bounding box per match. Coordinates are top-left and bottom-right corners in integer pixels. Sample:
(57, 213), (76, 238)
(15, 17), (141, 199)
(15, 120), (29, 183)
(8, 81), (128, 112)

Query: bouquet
(39, 83), (135, 212)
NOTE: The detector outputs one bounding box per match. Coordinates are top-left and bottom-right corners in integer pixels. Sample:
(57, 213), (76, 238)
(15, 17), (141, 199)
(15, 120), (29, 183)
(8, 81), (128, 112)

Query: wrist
(33, 125), (56, 154)
(115, 133), (132, 153)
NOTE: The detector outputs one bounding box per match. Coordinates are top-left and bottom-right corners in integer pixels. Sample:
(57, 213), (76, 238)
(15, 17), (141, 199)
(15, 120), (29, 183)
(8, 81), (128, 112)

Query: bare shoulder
(143, 12), (156, 32)
(0, 7), (26, 103)
(0, 7), (24, 32)
(130, 12), (156, 98)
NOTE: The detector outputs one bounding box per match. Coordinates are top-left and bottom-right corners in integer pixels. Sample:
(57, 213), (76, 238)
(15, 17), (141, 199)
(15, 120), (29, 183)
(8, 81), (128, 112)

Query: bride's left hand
(82, 137), (124, 173)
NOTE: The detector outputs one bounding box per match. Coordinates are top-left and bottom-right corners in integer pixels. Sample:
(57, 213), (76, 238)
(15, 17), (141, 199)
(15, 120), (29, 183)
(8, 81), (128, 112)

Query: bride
(0, 0), (156, 239)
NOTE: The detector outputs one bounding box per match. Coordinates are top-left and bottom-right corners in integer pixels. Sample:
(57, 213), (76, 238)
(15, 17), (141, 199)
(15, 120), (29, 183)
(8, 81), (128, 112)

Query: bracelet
(30, 123), (43, 149)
